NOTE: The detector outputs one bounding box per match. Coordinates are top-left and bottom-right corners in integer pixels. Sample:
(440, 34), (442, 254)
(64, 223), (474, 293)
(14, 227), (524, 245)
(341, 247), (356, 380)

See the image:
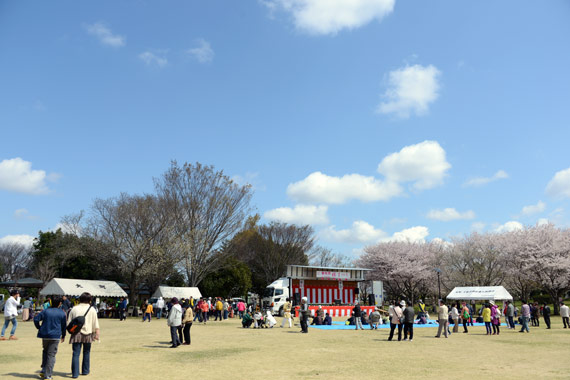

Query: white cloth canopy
(151, 286), (202, 300)
(40, 278), (127, 298)
(446, 286), (513, 301)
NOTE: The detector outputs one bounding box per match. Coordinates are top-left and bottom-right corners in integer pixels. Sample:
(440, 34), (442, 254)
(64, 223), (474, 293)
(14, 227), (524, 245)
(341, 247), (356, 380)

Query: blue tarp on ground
(310, 320), (507, 330)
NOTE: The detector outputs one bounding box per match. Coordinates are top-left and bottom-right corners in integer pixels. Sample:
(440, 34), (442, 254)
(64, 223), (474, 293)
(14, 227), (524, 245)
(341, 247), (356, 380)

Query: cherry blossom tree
(357, 241), (436, 304)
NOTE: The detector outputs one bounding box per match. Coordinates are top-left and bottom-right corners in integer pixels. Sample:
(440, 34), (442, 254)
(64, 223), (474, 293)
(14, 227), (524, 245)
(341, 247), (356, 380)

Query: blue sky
(1, 0), (570, 256)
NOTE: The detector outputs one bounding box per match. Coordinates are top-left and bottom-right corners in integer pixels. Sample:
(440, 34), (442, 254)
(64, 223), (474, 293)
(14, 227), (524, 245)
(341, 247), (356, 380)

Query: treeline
(0, 161), (349, 303)
(357, 224), (570, 314)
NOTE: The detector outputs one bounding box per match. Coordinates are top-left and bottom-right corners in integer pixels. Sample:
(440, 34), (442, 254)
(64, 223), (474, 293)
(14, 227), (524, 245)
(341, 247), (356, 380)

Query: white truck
(262, 277), (290, 316)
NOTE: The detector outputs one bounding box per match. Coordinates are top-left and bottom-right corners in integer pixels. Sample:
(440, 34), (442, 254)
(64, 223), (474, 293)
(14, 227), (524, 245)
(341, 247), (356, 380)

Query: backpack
(67, 306), (92, 335)
(462, 309), (470, 320)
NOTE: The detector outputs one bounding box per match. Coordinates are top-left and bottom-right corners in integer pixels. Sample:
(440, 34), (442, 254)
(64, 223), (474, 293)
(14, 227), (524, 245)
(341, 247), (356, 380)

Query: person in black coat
(543, 303), (551, 329)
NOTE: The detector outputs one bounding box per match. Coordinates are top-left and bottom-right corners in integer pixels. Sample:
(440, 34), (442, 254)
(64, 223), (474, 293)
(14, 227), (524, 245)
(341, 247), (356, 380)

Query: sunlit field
(2, 315), (570, 379)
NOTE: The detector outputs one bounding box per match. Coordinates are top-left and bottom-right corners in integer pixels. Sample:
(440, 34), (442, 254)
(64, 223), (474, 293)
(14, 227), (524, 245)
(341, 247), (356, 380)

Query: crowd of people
(3, 287), (570, 377)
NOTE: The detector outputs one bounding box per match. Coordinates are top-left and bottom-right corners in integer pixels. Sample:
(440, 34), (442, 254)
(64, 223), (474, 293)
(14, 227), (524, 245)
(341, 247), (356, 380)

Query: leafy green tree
(200, 257), (252, 298)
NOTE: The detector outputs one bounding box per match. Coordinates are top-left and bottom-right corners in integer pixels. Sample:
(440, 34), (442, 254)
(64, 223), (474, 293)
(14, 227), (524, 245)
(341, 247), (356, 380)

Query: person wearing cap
(403, 300), (415, 341)
(1, 289), (21, 340)
(435, 299), (449, 338)
(388, 301), (404, 341)
(167, 297), (182, 348)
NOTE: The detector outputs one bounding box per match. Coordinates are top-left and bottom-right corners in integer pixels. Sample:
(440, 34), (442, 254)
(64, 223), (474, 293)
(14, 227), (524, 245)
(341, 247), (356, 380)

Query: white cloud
(377, 140), (451, 190)
(187, 39), (214, 63)
(471, 222), (486, 232)
(321, 220), (386, 244)
(463, 170), (508, 187)
(84, 22), (125, 47)
(546, 168), (570, 199)
(232, 172), (266, 191)
(138, 51), (168, 67)
(13, 208), (39, 220)
(494, 221), (523, 233)
(383, 226), (429, 243)
(377, 64), (441, 118)
(0, 158), (55, 195)
(521, 200), (546, 216)
(264, 204), (329, 225)
(287, 172), (401, 204)
(537, 218), (549, 226)
(0, 234), (35, 247)
(426, 208), (475, 221)
(287, 140), (449, 205)
(264, 0), (395, 36)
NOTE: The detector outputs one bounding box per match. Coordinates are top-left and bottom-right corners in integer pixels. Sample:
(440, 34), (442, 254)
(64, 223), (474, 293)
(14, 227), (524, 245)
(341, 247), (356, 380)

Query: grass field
(2, 315), (570, 379)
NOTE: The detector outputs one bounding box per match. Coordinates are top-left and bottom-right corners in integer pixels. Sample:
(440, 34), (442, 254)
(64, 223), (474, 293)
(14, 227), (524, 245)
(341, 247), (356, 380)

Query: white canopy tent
(152, 286), (202, 300)
(40, 278), (127, 298)
(446, 286), (513, 301)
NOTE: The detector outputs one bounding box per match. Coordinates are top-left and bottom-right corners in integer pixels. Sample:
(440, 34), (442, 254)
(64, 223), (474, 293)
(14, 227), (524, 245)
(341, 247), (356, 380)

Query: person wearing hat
(1, 289), (21, 340)
(167, 297), (182, 348)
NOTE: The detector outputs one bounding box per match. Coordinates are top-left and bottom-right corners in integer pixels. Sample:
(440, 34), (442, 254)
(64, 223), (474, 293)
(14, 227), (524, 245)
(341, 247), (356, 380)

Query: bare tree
(309, 246), (353, 267)
(0, 242), (32, 282)
(154, 161), (253, 286)
(89, 193), (176, 303)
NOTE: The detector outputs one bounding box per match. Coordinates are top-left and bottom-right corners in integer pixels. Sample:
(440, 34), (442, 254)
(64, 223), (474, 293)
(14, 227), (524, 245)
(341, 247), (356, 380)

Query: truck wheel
(279, 306), (284, 317)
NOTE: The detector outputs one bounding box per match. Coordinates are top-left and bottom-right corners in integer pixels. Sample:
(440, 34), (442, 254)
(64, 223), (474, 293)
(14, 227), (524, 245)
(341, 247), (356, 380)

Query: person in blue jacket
(34, 297), (67, 380)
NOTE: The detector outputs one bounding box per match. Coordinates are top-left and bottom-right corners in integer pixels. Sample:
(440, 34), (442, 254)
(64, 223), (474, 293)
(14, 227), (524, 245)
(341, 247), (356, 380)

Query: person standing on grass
(490, 301), (500, 335)
(156, 297), (165, 319)
(519, 300), (530, 333)
(1, 289), (21, 341)
(435, 299), (449, 338)
(237, 300), (246, 319)
(461, 302), (470, 333)
(403, 301), (415, 341)
(450, 303), (459, 333)
(560, 302), (570, 329)
(482, 303), (492, 335)
(352, 301), (364, 330)
(167, 297), (182, 348)
(388, 301), (403, 341)
(506, 300), (515, 329)
(34, 297), (67, 380)
(542, 303), (551, 329)
(200, 299), (209, 324)
(118, 297), (127, 321)
(281, 298), (292, 328)
(300, 297), (309, 333)
(67, 292), (100, 379)
(181, 302), (193, 345)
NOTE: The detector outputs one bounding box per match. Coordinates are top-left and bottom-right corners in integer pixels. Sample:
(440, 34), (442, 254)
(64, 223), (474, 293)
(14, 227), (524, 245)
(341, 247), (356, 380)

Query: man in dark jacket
(34, 297), (67, 380)
(403, 301), (415, 341)
(543, 303), (551, 329)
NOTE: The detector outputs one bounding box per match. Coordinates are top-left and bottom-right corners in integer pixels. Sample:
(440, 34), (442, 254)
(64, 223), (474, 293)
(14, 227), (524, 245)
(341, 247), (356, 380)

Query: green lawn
(2, 315), (570, 379)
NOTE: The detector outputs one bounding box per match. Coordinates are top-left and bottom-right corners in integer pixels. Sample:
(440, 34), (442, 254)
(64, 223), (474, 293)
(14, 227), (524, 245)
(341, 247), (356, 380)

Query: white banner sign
(316, 271), (350, 281)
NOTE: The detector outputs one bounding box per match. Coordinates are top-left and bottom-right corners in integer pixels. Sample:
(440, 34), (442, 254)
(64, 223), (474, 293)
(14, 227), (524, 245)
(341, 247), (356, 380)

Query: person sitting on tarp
(361, 311), (369, 325)
(323, 313), (332, 325)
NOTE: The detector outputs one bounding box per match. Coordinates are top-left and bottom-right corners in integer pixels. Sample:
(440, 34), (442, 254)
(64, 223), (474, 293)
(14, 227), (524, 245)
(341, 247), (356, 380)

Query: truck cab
(262, 277), (290, 316)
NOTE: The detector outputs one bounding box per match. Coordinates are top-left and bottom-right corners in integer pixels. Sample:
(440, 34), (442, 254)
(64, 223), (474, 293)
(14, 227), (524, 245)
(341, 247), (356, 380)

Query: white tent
(40, 278), (127, 298)
(446, 286), (513, 301)
(152, 286), (201, 300)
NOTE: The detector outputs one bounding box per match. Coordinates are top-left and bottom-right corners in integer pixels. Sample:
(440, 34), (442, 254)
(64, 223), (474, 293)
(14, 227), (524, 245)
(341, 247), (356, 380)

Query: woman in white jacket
(167, 297), (182, 348)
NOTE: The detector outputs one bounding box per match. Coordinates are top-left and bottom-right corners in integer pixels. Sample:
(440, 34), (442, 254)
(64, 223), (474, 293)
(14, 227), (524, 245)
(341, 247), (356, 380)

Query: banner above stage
(316, 271), (350, 281)
(446, 286), (513, 301)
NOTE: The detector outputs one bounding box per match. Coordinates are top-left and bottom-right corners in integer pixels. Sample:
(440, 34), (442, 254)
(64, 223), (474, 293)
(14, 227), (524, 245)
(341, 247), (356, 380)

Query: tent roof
(446, 286), (513, 301)
(0, 277), (44, 288)
(40, 278), (127, 298)
(151, 286), (201, 300)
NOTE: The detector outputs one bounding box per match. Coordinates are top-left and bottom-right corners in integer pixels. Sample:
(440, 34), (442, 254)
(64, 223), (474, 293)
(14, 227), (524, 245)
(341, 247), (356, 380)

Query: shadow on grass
(3, 371), (68, 378)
